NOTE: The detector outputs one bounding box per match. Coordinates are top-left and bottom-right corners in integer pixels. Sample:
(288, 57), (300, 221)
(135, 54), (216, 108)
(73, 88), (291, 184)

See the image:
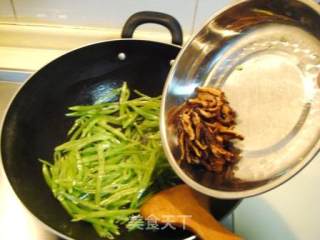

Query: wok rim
(0, 38), (240, 240)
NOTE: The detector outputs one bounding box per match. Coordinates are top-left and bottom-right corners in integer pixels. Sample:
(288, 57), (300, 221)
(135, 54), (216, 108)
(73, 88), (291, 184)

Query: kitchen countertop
(234, 151), (320, 240)
(0, 22), (189, 72)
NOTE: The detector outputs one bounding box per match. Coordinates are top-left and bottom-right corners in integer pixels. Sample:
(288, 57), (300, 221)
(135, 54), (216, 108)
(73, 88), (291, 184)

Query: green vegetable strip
(95, 145), (104, 204)
(40, 82), (177, 239)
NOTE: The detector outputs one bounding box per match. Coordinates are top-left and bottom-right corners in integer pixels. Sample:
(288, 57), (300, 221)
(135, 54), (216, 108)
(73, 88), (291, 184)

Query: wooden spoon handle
(176, 193), (241, 240)
(140, 184), (243, 240)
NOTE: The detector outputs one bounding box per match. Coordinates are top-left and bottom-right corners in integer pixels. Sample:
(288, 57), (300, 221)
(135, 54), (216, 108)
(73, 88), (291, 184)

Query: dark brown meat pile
(173, 87), (243, 173)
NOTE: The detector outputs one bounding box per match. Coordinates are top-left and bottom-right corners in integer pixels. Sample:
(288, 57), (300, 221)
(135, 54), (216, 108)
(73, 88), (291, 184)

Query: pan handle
(121, 11), (183, 46)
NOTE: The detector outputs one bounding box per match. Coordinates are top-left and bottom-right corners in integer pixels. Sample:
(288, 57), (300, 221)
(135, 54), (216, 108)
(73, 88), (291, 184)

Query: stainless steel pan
(162, 0), (320, 199)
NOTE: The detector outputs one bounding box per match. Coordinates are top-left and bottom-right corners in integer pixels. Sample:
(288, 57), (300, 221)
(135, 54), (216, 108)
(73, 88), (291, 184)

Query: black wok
(1, 11), (240, 240)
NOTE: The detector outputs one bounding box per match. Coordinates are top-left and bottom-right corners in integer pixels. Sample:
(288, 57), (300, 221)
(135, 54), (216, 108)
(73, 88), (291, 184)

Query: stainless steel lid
(161, 0), (320, 199)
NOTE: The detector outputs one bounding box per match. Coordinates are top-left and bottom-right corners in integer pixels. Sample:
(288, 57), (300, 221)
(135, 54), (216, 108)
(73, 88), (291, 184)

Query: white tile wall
(193, 0), (231, 32)
(0, 0), (238, 38)
(1, 1), (320, 36)
(13, 0), (198, 35)
(0, 0), (15, 20)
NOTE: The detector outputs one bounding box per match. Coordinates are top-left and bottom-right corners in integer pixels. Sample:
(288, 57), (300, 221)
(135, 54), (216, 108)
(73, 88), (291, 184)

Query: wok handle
(121, 11), (183, 46)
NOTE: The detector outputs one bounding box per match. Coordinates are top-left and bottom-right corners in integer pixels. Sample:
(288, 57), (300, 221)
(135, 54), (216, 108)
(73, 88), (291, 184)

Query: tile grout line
(9, 0), (17, 20)
(191, 0), (199, 34)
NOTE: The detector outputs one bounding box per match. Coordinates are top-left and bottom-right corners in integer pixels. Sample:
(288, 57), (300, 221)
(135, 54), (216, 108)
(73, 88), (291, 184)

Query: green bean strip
(40, 82), (177, 239)
(95, 145), (104, 204)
